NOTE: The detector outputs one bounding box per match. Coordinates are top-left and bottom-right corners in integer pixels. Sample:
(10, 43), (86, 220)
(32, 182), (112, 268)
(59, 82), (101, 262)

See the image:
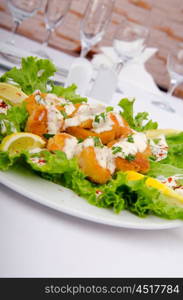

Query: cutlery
(0, 62), (11, 72)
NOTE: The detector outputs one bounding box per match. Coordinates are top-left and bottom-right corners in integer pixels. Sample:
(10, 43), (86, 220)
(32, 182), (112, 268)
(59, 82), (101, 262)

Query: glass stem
(43, 28), (52, 48)
(167, 79), (178, 96)
(9, 19), (20, 45)
(80, 45), (90, 58)
(115, 61), (124, 75)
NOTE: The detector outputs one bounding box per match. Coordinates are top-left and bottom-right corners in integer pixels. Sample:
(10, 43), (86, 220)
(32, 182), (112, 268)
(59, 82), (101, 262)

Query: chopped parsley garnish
(127, 135), (134, 143)
(106, 106), (114, 112)
(93, 136), (103, 148)
(112, 146), (122, 155)
(94, 112), (106, 123)
(149, 155), (156, 161)
(154, 138), (160, 144)
(125, 154), (135, 161)
(77, 138), (84, 144)
(60, 110), (68, 119)
(43, 133), (55, 139)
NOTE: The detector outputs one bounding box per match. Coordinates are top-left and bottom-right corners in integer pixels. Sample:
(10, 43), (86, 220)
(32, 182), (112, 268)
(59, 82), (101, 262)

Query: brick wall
(0, 0), (183, 98)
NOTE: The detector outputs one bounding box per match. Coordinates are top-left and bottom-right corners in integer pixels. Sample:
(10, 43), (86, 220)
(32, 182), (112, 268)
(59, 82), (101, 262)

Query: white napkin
(92, 46), (160, 94)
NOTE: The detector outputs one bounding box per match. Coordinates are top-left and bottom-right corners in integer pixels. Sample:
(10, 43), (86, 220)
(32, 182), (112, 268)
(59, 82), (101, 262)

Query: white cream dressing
(64, 103), (75, 115)
(45, 93), (67, 106)
(9, 122), (17, 133)
(0, 120), (17, 134)
(112, 132), (148, 158)
(64, 103), (107, 129)
(30, 157), (46, 166)
(76, 137), (115, 174)
(157, 175), (183, 196)
(94, 147), (115, 174)
(0, 120), (6, 134)
(113, 112), (124, 127)
(90, 103), (106, 115)
(133, 132), (147, 152)
(92, 113), (114, 133)
(33, 92), (65, 134)
(75, 137), (95, 155)
(62, 136), (78, 159)
(34, 90), (46, 105)
(33, 89), (41, 95)
(29, 148), (43, 154)
(150, 134), (168, 161)
(64, 104), (92, 128)
(46, 105), (63, 134)
(34, 92), (68, 107)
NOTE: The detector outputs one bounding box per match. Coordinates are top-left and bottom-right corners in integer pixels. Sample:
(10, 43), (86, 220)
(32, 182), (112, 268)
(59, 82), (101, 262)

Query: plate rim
(0, 169), (182, 230)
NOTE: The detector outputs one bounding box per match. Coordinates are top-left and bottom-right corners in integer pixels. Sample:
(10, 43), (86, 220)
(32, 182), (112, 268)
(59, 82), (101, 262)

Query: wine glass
(35, 0), (72, 59)
(113, 19), (149, 74)
(7, 0), (42, 45)
(151, 44), (183, 113)
(167, 46), (183, 95)
(80, 0), (115, 58)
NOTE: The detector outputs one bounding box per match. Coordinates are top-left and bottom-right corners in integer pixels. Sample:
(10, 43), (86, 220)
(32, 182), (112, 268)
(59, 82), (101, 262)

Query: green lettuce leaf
(166, 132), (183, 144)
(118, 98), (158, 131)
(107, 172), (183, 219)
(0, 151), (15, 170)
(0, 56), (87, 104)
(0, 102), (28, 141)
(0, 56), (56, 94)
(1, 143), (183, 220)
(51, 84), (87, 103)
(152, 133), (183, 169)
(148, 161), (183, 179)
(0, 149), (125, 213)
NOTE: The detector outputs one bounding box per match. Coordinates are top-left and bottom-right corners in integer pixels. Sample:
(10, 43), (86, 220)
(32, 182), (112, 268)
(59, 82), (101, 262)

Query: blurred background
(0, 0), (183, 98)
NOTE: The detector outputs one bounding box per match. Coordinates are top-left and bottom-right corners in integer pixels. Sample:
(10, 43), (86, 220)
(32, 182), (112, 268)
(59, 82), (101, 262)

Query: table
(0, 29), (183, 278)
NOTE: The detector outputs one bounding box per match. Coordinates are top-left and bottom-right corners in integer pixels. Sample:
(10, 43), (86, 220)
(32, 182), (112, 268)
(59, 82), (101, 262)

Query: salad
(0, 56), (183, 220)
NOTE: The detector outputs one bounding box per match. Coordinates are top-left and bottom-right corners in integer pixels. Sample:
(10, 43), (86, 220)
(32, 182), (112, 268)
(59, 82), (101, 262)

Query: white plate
(0, 98), (183, 230)
(0, 165), (182, 230)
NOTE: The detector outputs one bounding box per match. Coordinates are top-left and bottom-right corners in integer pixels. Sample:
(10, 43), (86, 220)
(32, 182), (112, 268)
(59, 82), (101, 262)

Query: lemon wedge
(0, 132), (45, 155)
(125, 171), (183, 204)
(145, 129), (181, 139)
(0, 83), (27, 105)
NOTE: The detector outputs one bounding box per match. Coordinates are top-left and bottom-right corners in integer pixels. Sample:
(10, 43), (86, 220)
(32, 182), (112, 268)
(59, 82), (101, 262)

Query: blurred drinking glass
(35, 0), (72, 58)
(80, 0), (115, 58)
(151, 44), (183, 113)
(167, 45), (183, 96)
(113, 19), (149, 74)
(7, 0), (42, 45)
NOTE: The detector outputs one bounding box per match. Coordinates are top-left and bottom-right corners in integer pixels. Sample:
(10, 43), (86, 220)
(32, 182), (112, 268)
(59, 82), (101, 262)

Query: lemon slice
(145, 129), (181, 139)
(0, 83), (27, 105)
(0, 132), (45, 155)
(126, 171), (183, 204)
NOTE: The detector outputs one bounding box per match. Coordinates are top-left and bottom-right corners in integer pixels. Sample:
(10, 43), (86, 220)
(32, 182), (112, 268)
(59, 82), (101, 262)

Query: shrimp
(108, 136), (151, 174)
(24, 94), (40, 114)
(66, 126), (116, 144)
(66, 126), (98, 140)
(47, 133), (74, 151)
(77, 146), (112, 184)
(115, 153), (150, 174)
(25, 105), (48, 137)
(109, 113), (132, 139)
(47, 133), (78, 159)
(66, 112), (132, 144)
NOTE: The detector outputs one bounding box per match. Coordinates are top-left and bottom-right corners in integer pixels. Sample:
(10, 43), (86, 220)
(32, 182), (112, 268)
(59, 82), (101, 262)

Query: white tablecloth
(0, 29), (183, 278)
